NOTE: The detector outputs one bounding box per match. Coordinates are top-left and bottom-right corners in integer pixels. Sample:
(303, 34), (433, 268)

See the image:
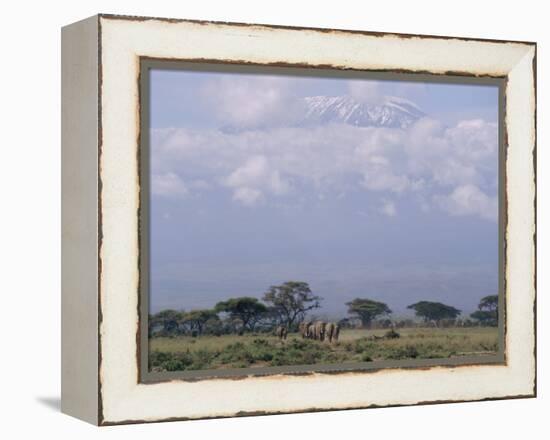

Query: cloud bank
(151, 76), (498, 222)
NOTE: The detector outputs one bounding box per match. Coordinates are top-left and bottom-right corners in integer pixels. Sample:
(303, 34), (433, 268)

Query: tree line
(149, 281), (498, 337)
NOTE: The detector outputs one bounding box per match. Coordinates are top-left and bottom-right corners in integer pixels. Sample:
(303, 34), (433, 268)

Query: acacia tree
(262, 281), (322, 329)
(215, 297), (268, 332)
(470, 294), (498, 326)
(407, 301), (461, 325)
(259, 305), (286, 328)
(181, 309), (219, 335)
(150, 309), (183, 335)
(346, 298), (392, 328)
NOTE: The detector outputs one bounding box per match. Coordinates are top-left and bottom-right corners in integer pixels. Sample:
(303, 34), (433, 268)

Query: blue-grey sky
(149, 68), (499, 318)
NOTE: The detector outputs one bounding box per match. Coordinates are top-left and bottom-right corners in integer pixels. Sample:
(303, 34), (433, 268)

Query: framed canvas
(61, 14), (536, 425)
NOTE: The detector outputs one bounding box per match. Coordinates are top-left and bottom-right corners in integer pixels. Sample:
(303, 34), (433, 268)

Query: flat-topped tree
(263, 281), (322, 329)
(470, 294), (498, 326)
(346, 298), (392, 328)
(215, 297), (267, 332)
(181, 309), (219, 335)
(479, 295), (498, 312)
(150, 309), (183, 335)
(407, 301), (461, 326)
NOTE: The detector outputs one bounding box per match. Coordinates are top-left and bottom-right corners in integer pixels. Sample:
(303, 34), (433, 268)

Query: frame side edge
(531, 44), (537, 397)
(61, 15), (100, 425)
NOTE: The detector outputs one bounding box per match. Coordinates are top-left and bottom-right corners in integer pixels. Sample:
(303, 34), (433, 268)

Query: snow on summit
(303, 95), (425, 128)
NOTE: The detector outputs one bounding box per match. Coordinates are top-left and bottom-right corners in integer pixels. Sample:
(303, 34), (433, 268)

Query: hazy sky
(148, 67), (499, 318)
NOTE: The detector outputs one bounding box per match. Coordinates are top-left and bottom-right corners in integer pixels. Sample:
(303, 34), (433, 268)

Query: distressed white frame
(62, 14), (536, 425)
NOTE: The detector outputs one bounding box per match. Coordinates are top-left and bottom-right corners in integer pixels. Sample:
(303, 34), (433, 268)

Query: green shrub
(149, 350), (194, 371)
(149, 327), (499, 371)
(387, 345), (419, 360)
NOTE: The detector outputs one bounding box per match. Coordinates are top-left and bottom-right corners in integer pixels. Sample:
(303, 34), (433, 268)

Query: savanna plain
(149, 326), (498, 372)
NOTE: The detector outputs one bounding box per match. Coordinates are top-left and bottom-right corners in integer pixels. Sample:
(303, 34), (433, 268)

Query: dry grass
(149, 327), (499, 372)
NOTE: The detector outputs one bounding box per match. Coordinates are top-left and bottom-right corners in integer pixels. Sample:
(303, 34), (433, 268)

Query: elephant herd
(274, 321), (340, 343)
(299, 321), (340, 343)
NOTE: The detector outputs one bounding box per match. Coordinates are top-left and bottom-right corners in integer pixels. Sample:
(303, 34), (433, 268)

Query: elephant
(275, 325), (288, 340)
(324, 322), (340, 343)
(298, 322), (305, 337)
(306, 322), (315, 339)
(299, 321), (312, 339)
(332, 324), (340, 343)
(313, 321), (326, 341)
(325, 322), (335, 343)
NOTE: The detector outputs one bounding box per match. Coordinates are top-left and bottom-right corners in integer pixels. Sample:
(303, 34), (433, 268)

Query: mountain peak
(303, 95), (425, 128)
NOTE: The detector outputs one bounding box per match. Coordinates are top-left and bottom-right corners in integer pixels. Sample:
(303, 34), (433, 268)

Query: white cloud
(359, 150), (424, 193)
(151, 172), (188, 198)
(361, 170), (411, 193)
(405, 118), (497, 188)
(447, 119), (498, 161)
(348, 80), (385, 105)
(225, 156), (269, 188)
(380, 200), (397, 217)
(201, 76), (305, 129)
(151, 115), (498, 220)
(232, 187), (263, 206)
(223, 155), (290, 205)
(435, 184), (498, 222)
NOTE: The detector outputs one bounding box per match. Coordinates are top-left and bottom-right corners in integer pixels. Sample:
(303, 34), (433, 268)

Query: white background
(0, 0), (546, 437)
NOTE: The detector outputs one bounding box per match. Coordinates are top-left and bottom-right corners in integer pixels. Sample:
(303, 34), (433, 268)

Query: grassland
(149, 327), (499, 372)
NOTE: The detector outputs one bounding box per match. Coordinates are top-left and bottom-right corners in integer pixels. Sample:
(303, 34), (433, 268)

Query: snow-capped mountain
(219, 95), (425, 133)
(302, 95), (425, 128)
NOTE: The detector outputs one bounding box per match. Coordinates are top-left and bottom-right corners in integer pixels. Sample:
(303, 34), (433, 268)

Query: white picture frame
(61, 14), (536, 425)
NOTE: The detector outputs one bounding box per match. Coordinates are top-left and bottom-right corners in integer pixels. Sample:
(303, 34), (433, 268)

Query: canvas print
(145, 66), (501, 375)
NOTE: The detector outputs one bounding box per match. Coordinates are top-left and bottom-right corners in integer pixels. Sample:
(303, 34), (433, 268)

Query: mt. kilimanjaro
(302, 95), (425, 129)
(219, 95), (425, 133)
